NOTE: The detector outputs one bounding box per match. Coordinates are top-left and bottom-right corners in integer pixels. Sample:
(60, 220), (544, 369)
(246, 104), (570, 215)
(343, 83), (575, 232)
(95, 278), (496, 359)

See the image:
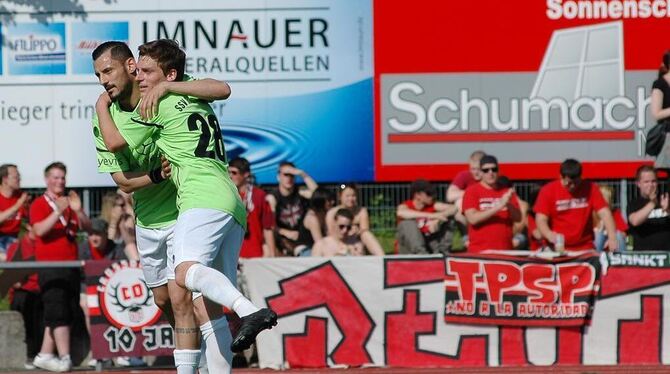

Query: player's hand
(55, 196), (70, 213)
(96, 92), (113, 110)
(661, 193), (669, 212)
(140, 81), (170, 120)
(160, 155), (172, 179)
(68, 190), (82, 212)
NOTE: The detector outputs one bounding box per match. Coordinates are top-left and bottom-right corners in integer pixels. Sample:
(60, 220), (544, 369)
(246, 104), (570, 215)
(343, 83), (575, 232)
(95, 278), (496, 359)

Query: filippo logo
(97, 261), (161, 331)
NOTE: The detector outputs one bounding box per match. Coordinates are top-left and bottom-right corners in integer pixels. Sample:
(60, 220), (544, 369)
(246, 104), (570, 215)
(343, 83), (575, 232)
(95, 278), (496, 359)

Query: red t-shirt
(29, 195), (79, 261)
(462, 183), (519, 253)
(400, 199), (436, 235)
(612, 208), (628, 233)
(0, 191), (27, 236)
(240, 186), (276, 258)
(534, 180), (607, 251)
(452, 170), (477, 190)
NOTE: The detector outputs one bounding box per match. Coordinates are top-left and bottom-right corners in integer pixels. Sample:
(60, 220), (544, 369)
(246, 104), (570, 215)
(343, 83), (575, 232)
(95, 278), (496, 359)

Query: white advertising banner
(0, 0), (373, 187)
(241, 254), (670, 369)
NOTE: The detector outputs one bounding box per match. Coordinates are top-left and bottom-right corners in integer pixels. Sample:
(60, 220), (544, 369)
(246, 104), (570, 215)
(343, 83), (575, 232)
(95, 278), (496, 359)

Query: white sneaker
(24, 359), (36, 370)
(33, 354), (63, 372)
(59, 356), (73, 372)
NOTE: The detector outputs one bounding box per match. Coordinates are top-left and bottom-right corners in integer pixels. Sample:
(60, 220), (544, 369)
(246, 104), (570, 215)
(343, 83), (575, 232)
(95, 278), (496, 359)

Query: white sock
(200, 317), (232, 374)
(174, 349), (200, 374)
(231, 295), (260, 317)
(37, 353), (54, 359)
(185, 263), (258, 316)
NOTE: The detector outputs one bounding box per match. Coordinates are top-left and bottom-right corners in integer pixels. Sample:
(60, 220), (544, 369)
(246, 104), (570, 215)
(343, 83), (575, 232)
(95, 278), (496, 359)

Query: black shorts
(38, 268), (81, 328)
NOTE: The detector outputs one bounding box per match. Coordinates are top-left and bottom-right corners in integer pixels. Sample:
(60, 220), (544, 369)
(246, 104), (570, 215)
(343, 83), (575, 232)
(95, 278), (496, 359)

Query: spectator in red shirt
(0, 164), (29, 260)
(534, 159), (618, 252)
(462, 155), (521, 252)
(29, 162), (91, 372)
(447, 150), (486, 205)
(396, 179), (457, 254)
(228, 157), (277, 258)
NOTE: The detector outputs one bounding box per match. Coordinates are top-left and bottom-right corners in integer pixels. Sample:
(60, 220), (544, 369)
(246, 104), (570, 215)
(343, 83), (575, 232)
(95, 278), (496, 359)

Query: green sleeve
(116, 111), (160, 150)
(93, 115), (131, 173)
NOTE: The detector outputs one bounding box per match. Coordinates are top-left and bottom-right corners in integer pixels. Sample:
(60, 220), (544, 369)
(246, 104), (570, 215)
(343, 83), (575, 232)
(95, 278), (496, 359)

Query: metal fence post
(83, 188), (91, 216)
(619, 178), (627, 221)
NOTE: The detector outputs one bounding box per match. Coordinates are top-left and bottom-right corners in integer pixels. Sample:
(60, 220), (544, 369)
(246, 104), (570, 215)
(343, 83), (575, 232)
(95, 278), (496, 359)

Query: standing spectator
(0, 164), (29, 260)
(651, 51), (670, 169)
(396, 179), (457, 254)
(326, 184), (385, 255)
(228, 157), (277, 258)
(462, 156), (521, 253)
(594, 185), (628, 252)
(534, 159), (617, 252)
(266, 162), (318, 256)
(313, 209), (365, 257)
(627, 165), (670, 251)
(30, 162), (91, 372)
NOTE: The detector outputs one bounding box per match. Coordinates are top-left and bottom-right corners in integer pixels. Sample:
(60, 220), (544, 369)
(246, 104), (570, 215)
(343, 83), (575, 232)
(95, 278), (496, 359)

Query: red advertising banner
(84, 260), (174, 359)
(374, 0), (667, 181)
(444, 252), (601, 326)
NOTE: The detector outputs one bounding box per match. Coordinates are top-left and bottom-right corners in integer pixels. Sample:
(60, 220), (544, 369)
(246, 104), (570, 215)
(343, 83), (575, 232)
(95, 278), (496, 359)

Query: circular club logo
(97, 261), (161, 331)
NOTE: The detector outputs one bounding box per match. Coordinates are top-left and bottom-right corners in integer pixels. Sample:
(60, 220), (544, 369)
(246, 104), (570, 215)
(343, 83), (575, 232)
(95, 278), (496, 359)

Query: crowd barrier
(1, 252), (669, 370)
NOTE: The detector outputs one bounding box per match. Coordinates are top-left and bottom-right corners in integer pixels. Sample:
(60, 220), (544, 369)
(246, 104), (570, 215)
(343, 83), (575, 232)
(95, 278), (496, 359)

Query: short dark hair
(229, 157), (250, 174)
(410, 179), (436, 197)
(636, 165), (656, 181)
(278, 161), (295, 171)
(335, 208), (354, 221)
(0, 164), (16, 182)
(44, 162), (67, 176)
(560, 159), (582, 179)
(138, 39), (186, 81)
(92, 41), (133, 62)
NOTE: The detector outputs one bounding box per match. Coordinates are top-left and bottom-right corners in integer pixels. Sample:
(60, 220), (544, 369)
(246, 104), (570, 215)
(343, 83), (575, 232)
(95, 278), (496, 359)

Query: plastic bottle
(554, 233), (565, 254)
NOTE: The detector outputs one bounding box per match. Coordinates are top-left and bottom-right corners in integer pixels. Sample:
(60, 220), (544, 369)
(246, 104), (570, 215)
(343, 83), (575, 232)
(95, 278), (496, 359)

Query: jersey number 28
(187, 113), (227, 162)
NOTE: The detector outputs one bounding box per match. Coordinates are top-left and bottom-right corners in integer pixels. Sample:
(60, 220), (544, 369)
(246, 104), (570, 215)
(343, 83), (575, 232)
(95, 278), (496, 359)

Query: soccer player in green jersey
(96, 39), (277, 372)
(92, 41), (233, 374)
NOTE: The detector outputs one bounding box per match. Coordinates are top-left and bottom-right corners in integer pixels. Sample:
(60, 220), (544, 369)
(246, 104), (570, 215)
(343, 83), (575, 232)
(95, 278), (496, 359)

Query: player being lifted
(92, 41), (238, 373)
(95, 39), (277, 373)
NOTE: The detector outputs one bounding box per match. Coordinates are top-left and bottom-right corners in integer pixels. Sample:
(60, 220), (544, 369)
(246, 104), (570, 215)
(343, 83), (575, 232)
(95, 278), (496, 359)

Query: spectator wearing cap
(396, 179), (457, 254)
(534, 158), (618, 251)
(462, 155), (521, 252)
(78, 218), (129, 261)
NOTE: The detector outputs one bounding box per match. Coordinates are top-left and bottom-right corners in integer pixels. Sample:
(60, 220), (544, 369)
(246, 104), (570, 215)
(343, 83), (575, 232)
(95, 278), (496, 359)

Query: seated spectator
(7, 232), (43, 370)
(78, 218), (130, 260)
(447, 150), (486, 206)
(228, 157), (277, 258)
(326, 184), (384, 256)
(266, 162), (318, 256)
(0, 164), (29, 260)
(534, 158), (617, 252)
(462, 156), (521, 253)
(396, 179), (457, 254)
(313, 209), (365, 257)
(303, 188), (334, 247)
(594, 185), (628, 252)
(30, 162), (91, 372)
(627, 165), (670, 251)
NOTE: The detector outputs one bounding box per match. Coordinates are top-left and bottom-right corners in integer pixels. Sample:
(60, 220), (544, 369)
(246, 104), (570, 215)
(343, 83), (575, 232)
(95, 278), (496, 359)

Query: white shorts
(173, 208), (244, 286)
(135, 223), (176, 288)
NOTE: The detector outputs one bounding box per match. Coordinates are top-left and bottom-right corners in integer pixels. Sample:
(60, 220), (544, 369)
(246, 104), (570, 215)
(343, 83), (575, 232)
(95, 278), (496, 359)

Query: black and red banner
(444, 253), (601, 327)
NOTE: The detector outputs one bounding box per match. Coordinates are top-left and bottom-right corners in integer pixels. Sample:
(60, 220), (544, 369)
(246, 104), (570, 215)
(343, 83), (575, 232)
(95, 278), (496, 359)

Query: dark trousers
(11, 289), (44, 359)
(397, 220), (453, 255)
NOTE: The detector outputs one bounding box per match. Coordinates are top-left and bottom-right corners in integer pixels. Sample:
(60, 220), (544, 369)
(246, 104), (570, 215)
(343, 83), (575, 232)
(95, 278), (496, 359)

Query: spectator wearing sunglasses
(312, 208), (363, 257)
(462, 155), (521, 252)
(266, 161), (318, 256)
(396, 179), (457, 254)
(534, 158), (618, 252)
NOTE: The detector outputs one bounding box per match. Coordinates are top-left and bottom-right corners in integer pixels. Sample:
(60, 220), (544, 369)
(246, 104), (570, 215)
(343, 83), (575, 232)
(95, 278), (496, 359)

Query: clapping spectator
(0, 164), (29, 260)
(627, 165), (670, 251)
(326, 184), (384, 255)
(30, 162), (91, 372)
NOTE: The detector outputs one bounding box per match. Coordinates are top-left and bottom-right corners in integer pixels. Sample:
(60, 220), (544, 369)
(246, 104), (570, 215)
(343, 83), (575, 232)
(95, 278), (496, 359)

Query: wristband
(149, 168), (165, 184)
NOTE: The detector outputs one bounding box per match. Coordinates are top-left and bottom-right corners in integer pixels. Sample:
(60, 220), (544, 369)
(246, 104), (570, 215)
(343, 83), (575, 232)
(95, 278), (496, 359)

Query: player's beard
(113, 81), (134, 103)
